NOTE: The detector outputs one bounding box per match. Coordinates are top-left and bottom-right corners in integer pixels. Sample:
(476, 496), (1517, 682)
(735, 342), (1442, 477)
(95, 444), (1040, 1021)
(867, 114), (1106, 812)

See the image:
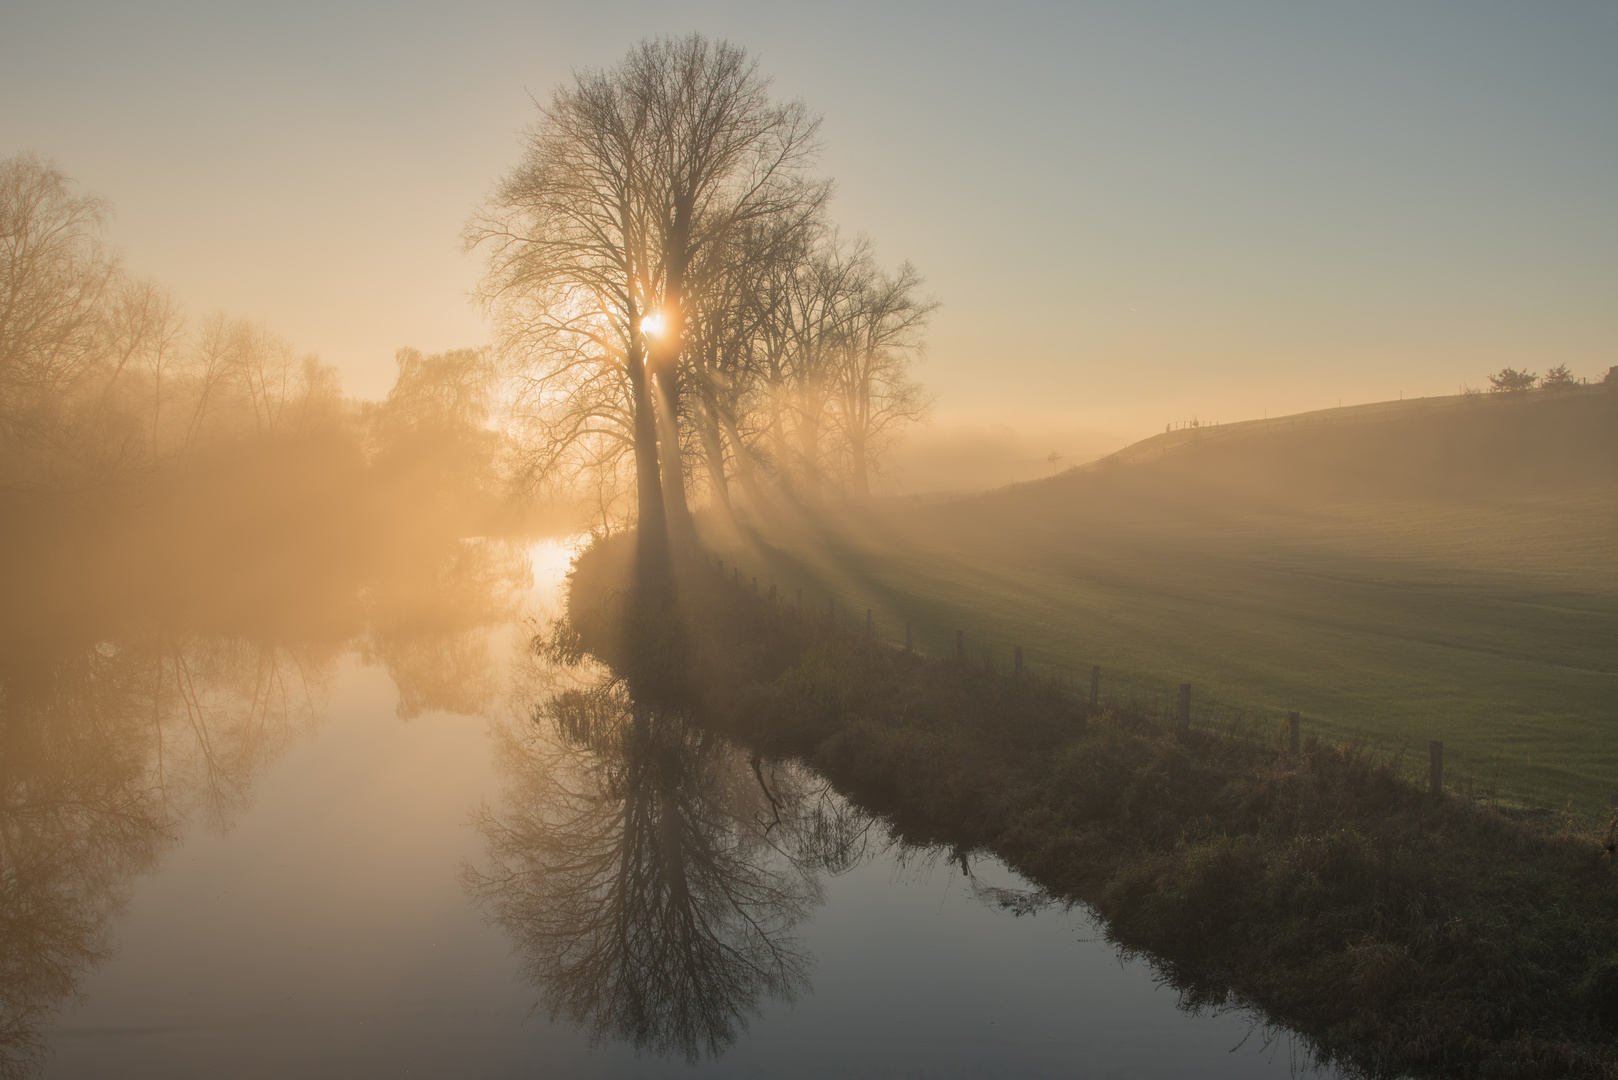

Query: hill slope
(715, 388), (1618, 809)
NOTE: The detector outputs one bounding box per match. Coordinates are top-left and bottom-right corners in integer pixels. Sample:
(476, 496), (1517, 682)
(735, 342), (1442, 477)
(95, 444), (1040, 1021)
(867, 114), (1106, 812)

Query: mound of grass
(706, 388), (1618, 811)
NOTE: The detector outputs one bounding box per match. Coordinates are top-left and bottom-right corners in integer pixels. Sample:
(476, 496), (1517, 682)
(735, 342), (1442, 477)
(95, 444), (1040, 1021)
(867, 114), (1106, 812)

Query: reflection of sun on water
(527, 536), (583, 592)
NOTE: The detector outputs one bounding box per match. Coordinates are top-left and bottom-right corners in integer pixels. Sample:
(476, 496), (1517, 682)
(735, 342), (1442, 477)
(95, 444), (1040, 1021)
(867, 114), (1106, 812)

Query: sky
(4, 0), (1615, 449)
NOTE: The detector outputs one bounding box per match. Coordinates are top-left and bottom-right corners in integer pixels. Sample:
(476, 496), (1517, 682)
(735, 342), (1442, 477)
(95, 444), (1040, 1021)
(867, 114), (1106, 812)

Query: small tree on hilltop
(1603, 365), (1616, 388)
(1487, 367), (1537, 393)
(1540, 363), (1577, 390)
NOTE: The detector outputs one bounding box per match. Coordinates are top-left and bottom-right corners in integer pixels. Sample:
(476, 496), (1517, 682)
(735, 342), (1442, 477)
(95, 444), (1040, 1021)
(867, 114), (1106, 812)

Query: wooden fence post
(956, 630), (965, 665)
(866, 608), (874, 638)
(1288, 711), (1300, 755)
(752, 577), (758, 595)
(769, 584), (777, 604)
(828, 597), (834, 621)
(1429, 741), (1443, 796)
(905, 622), (913, 652)
(1177, 683), (1191, 732)
(796, 588), (802, 609)
(1014, 645), (1023, 680)
(1089, 665), (1099, 709)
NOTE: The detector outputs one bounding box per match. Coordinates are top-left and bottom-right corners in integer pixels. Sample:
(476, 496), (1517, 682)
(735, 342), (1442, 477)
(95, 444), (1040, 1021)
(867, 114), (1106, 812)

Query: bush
(1487, 367), (1538, 393)
(1541, 364), (1578, 390)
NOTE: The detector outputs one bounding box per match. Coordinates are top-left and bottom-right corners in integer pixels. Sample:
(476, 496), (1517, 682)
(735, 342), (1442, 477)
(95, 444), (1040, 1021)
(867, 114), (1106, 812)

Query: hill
(712, 387), (1618, 810)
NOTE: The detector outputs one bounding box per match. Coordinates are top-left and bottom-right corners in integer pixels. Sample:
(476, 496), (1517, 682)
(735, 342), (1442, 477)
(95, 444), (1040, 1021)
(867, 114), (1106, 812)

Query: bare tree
(471, 56), (673, 589)
(829, 260), (935, 497)
(685, 206), (823, 519)
(0, 154), (119, 470)
(113, 280), (186, 458)
(778, 235), (872, 498)
(472, 35), (825, 570)
(629, 35), (825, 539)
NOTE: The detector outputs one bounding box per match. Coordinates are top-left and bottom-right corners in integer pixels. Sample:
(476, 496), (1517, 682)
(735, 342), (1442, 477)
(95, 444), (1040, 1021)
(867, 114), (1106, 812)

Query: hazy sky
(4, 0), (1615, 441)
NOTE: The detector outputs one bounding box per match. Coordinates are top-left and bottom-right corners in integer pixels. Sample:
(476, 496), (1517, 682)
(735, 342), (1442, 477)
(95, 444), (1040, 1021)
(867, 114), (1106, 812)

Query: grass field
(707, 388), (1618, 812)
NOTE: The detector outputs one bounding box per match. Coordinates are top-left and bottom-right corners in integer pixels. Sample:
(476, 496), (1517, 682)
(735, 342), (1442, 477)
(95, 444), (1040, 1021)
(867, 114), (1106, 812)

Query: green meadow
(709, 388), (1618, 811)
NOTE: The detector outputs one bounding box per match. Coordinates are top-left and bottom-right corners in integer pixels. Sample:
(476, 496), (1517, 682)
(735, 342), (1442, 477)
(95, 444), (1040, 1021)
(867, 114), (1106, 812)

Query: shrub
(1541, 364), (1578, 390)
(1487, 367), (1538, 393)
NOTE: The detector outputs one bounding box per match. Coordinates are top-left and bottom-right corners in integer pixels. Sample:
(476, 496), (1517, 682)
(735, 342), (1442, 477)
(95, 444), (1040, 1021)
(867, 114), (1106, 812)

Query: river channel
(9, 539), (1335, 1078)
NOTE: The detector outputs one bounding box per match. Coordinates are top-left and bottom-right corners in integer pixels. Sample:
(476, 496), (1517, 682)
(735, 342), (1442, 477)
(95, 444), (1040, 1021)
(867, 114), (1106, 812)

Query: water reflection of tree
(0, 631), (323, 1078)
(0, 536), (530, 1078)
(469, 671), (876, 1063)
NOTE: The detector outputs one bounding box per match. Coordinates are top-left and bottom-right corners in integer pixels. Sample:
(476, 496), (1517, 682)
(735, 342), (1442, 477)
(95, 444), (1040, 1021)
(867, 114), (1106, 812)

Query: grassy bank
(566, 534), (1618, 1079)
(704, 388), (1618, 811)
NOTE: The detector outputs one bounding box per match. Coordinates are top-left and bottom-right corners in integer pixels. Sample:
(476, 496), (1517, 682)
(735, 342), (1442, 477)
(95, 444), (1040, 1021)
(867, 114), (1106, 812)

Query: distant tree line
(467, 34), (935, 570)
(1484, 363), (1614, 394)
(0, 152), (504, 531)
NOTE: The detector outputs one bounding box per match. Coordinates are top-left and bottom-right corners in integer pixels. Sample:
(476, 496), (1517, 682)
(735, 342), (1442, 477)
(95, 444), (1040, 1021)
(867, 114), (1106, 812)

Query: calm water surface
(14, 540), (1333, 1078)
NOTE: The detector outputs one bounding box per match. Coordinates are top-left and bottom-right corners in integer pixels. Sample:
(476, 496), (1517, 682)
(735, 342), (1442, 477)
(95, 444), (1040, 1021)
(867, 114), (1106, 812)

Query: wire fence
(708, 551), (1602, 820)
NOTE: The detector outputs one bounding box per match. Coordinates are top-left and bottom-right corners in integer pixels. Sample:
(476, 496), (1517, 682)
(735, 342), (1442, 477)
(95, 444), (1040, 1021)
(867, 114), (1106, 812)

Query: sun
(639, 312), (665, 338)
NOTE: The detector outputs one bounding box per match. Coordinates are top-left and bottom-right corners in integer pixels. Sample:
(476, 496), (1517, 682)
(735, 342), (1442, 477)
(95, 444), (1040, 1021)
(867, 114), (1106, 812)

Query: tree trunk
(718, 406), (767, 511)
(653, 367), (695, 546)
(796, 392), (823, 500)
(849, 427), (870, 498)
(698, 389), (734, 523)
(655, 205), (697, 548)
(625, 342), (670, 599)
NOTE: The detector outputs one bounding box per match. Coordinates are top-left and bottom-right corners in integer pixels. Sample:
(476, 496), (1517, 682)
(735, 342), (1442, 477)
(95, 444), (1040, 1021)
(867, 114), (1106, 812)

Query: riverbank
(565, 533), (1618, 1079)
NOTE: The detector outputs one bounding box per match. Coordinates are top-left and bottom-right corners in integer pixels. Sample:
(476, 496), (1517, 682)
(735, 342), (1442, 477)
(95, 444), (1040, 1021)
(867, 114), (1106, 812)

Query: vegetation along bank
(564, 533), (1618, 1080)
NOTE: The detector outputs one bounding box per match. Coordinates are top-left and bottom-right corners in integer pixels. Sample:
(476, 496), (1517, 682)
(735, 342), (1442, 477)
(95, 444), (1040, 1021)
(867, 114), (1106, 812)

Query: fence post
(1177, 683), (1191, 732)
(1288, 711), (1300, 756)
(956, 630), (965, 666)
(1014, 645), (1023, 680)
(828, 597), (834, 621)
(796, 588), (803, 610)
(769, 584), (777, 605)
(866, 608), (873, 638)
(752, 577), (758, 596)
(905, 622), (913, 652)
(1429, 741), (1443, 796)
(1089, 665), (1099, 709)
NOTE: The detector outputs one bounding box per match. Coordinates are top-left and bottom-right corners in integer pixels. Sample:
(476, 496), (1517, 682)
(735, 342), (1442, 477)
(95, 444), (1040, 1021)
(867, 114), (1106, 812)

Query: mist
(4, 7), (1617, 1080)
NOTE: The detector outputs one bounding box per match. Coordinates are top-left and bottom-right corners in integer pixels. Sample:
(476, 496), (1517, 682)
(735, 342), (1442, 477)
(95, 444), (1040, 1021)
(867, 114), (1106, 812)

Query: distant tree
(1047, 451), (1064, 473)
(0, 153), (118, 458)
(1486, 367), (1537, 393)
(1605, 365), (1618, 388)
(1540, 364), (1577, 390)
(829, 258), (935, 498)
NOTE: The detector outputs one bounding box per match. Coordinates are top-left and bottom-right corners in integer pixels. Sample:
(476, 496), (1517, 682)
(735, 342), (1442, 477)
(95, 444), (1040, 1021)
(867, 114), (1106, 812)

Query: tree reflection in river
(468, 650), (878, 1064)
(0, 534), (531, 1078)
(0, 630), (327, 1078)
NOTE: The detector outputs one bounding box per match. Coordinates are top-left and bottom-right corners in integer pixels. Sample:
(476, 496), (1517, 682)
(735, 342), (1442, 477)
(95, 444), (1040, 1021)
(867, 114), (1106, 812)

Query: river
(6, 539), (1333, 1078)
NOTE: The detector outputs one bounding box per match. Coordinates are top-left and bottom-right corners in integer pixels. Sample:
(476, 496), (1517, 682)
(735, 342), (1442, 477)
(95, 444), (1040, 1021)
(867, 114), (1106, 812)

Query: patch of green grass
(708, 390), (1618, 811)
